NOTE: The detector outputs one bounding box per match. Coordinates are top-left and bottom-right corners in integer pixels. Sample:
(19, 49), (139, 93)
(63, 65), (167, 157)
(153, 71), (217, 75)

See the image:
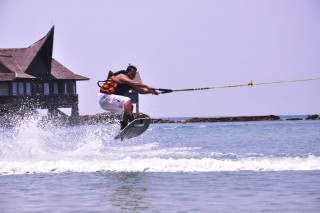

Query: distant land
(0, 113), (319, 128)
(74, 113), (319, 125)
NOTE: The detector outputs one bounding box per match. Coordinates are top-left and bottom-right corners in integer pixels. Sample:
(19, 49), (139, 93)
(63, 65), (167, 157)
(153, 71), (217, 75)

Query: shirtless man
(99, 65), (158, 129)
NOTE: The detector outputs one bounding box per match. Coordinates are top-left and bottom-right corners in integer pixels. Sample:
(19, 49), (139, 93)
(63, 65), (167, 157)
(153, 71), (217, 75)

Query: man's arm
(132, 86), (157, 94)
(117, 74), (158, 95)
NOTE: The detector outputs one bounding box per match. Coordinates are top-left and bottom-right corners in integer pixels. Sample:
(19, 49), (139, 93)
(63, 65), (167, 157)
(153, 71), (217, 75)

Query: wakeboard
(114, 118), (151, 141)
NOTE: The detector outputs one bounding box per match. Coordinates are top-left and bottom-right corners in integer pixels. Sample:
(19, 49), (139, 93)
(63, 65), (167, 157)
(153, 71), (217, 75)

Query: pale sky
(1, 0), (319, 117)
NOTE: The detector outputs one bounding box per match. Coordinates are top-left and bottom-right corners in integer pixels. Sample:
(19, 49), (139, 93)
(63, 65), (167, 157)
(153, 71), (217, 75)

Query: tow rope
(155, 77), (320, 94)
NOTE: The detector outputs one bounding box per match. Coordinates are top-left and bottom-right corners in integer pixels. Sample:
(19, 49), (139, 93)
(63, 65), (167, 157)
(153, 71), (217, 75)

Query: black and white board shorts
(99, 93), (131, 113)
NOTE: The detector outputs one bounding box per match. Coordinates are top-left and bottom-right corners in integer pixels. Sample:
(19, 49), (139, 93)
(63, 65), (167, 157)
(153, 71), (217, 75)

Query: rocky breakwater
(77, 112), (150, 125)
(187, 115), (280, 123)
(151, 119), (176, 124)
(150, 115), (281, 124)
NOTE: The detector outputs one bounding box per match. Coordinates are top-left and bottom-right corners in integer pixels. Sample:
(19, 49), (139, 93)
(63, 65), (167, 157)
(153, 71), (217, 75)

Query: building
(0, 27), (89, 119)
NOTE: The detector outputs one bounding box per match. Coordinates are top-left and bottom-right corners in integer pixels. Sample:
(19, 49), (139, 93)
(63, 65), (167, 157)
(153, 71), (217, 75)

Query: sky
(0, 0), (319, 118)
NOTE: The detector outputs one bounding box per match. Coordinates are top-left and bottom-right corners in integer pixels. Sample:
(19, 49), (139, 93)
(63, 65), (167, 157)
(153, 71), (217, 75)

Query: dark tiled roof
(0, 27), (89, 81)
(0, 63), (15, 80)
(0, 48), (35, 79)
(51, 58), (88, 80)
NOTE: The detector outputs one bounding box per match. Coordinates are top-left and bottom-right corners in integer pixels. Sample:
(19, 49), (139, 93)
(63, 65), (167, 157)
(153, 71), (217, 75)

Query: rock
(306, 114), (319, 120)
(286, 118), (303, 121)
(181, 119), (187, 124)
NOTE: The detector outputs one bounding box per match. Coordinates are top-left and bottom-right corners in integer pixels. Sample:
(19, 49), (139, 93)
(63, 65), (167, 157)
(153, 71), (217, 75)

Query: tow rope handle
(155, 88), (174, 94)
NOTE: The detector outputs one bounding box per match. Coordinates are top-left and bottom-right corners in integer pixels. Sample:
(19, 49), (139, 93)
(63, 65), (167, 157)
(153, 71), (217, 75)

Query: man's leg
(120, 100), (134, 130)
(99, 94), (134, 130)
(124, 100), (133, 118)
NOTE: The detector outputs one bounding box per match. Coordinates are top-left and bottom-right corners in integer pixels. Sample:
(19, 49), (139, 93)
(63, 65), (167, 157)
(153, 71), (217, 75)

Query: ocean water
(0, 116), (319, 212)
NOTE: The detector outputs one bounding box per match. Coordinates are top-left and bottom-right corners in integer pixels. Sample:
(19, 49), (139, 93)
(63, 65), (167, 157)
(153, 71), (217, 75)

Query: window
(44, 83), (49, 95)
(53, 83), (58, 94)
(12, 82), (17, 96)
(26, 83), (31, 95)
(67, 82), (76, 94)
(64, 83), (67, 95)
(73, 82), (76, 94)
(18, 82), (24, 95)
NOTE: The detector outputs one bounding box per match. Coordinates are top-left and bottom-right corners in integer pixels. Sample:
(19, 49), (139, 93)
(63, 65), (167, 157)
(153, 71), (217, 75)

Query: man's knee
(124, 99), (132, 106)
(123, 99), (133, 112)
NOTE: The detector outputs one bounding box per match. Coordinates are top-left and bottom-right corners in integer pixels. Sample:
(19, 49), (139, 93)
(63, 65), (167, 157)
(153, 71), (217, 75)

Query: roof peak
(28, 26), (54, 48)
(0, 26), (89, 81)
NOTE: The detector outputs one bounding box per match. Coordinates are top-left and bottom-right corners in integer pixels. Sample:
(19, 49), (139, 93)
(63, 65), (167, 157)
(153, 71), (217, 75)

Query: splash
(0, 116), (118, 160)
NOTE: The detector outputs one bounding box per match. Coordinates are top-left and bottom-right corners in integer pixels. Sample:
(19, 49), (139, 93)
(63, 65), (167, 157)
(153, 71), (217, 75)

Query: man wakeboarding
(98, 65), (158, 130)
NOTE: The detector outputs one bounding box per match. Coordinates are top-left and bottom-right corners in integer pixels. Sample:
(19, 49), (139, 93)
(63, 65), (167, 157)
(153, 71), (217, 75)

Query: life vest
(98, 70), (131, 95)
(99, 76), (118, 94)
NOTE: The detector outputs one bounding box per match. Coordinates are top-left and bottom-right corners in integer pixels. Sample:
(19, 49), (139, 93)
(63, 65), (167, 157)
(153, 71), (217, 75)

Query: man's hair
(126, 65), (137, 73)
